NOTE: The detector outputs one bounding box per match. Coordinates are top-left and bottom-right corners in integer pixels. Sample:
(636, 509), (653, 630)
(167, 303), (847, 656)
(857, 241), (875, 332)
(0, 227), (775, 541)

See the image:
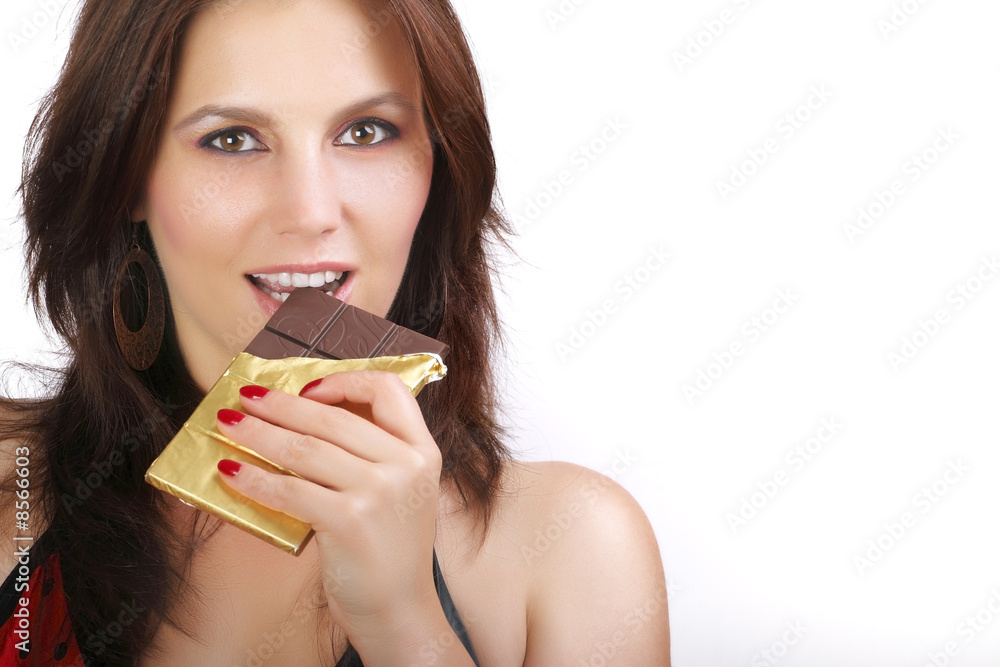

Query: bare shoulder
(503, 460), (662, 572)
(504, 460), (671, 666)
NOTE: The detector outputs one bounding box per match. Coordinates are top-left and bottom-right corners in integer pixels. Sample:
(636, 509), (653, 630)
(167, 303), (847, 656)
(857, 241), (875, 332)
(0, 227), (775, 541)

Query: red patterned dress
(0, 534), (84, 666)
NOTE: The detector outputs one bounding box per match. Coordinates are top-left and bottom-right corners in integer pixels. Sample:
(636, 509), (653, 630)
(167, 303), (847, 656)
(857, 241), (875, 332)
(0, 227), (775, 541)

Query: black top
(335, 550), (479, 666)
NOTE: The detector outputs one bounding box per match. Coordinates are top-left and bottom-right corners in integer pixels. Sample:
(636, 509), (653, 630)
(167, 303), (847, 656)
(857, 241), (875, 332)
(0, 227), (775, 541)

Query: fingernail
(217, 409), (245, 426)
(218, 459), (242, 477)
(299, 379), (322, 396)
(240, 385), (270, 400)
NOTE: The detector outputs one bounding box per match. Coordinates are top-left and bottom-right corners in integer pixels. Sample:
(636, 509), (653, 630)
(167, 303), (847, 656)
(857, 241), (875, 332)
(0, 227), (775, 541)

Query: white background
(3, 1), (1000, 665)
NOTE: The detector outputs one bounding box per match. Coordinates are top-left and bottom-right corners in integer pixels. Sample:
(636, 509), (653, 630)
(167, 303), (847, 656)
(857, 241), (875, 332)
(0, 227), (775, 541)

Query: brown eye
(338, 120), (396, 146)
(351, 123), (377, 145)
(219, 132), (247, 150)
(204, 129), (263, 153)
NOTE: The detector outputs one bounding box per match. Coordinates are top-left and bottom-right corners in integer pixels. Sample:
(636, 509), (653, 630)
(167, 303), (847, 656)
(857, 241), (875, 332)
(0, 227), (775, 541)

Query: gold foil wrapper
(145, 352), (446, 555)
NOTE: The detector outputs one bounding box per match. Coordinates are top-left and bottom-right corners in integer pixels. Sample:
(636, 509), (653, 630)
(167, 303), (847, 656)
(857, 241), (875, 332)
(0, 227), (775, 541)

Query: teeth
(254, 284), (294, 302)
(252, 270), (345, 288)
(250, 270), (347, 303)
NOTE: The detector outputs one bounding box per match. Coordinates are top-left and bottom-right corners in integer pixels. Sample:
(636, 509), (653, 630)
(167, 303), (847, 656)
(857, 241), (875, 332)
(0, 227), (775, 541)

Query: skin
(2, 0), (671, 664)
(134, 0), (434, 392)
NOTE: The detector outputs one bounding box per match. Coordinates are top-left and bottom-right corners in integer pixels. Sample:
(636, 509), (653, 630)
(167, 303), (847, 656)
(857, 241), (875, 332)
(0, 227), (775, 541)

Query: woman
(0, 0), (670, 664)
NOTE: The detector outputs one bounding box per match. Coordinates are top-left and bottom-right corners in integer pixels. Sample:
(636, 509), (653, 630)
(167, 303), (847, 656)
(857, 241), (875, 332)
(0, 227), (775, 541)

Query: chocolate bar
(144, 288), (450, 555)
(246, 287), (449, 361)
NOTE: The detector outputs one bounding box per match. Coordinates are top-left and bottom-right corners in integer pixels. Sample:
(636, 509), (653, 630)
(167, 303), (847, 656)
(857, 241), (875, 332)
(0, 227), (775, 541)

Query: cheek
(144, 161), (255, 266)
(347, 146), (433, 254)
(144, 171), (193, 261)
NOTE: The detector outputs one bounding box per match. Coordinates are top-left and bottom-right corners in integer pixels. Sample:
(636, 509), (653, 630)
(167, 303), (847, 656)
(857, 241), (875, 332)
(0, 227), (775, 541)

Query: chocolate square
(245, 288), (449, 361)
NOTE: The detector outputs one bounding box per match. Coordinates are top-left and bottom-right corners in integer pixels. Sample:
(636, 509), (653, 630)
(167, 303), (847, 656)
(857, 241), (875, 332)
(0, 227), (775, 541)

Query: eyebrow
(172, 92), (420, 133)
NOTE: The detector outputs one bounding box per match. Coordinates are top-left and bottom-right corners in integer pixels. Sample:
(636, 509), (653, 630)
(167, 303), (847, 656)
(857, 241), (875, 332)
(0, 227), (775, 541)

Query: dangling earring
(113, 234), (165, 371)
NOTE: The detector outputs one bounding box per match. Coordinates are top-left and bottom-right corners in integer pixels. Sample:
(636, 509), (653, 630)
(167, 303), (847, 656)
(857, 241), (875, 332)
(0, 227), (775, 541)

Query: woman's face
(135, 0), (434, 390)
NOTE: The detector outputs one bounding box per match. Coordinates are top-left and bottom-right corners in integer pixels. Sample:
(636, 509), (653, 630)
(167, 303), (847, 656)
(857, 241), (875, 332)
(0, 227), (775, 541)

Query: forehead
(169, 0), (418, 117)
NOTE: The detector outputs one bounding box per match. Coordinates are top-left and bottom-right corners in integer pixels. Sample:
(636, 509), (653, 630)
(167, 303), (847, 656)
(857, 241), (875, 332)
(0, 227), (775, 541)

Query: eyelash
(199, 117), (400, 153)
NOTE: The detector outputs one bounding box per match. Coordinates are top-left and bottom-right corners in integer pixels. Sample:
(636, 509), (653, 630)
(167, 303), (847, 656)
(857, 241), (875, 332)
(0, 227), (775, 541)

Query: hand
(214, 370), (444, 642)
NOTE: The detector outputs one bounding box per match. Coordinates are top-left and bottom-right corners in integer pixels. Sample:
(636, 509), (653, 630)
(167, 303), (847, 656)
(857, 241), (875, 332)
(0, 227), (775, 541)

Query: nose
(267, 143), (343, 237)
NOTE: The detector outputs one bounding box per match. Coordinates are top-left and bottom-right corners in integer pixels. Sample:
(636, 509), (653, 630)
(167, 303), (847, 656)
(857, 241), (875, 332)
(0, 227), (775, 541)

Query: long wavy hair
(1, 0), (509, 662)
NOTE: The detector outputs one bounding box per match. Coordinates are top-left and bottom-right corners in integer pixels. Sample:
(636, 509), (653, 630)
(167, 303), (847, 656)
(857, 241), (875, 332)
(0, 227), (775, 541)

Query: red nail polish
(299, 379), (322, 396)
(240, 385), (270, 400)
(217, 409), (245, 426)
(218, 459), (242, 477)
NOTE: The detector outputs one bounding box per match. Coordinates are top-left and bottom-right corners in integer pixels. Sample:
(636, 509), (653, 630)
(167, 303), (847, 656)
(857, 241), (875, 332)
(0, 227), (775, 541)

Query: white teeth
(251, 270), (346, 291)
(253, 280), (341, 303)
(257, 287), (287, 301)
(251, 271), (344, 287)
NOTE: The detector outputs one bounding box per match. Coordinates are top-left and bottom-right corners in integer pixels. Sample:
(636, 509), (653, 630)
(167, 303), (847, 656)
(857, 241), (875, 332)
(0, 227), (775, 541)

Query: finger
(216, 408), (368, 488)
(236, 384), (400, 462)
(216, 458), (352, 531)
(296, 371), (435, 452)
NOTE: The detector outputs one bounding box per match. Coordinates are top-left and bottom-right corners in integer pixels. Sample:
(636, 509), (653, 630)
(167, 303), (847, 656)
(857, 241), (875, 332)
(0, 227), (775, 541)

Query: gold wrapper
(145, 352), (446, 555)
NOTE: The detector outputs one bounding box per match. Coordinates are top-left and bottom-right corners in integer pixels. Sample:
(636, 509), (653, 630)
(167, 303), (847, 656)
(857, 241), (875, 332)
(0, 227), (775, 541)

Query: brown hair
(2, 0), (509, 662)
